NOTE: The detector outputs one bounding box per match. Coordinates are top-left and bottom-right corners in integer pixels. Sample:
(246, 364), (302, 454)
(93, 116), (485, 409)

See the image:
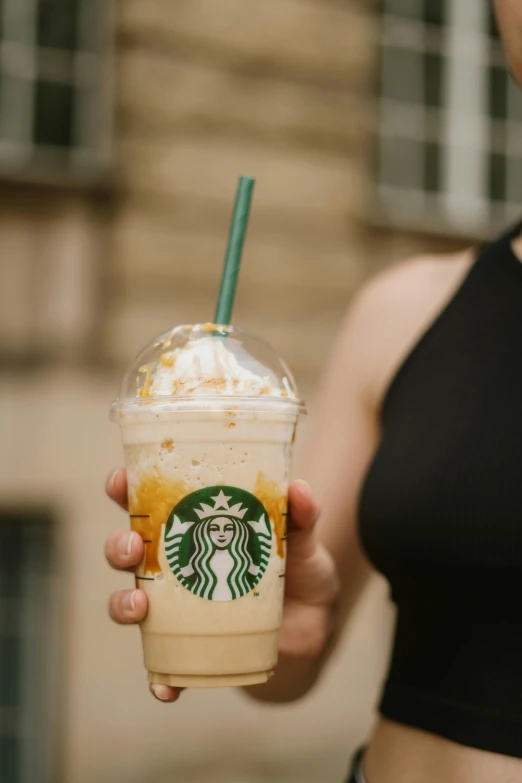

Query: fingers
(105, 530), (144, 572)
(108, 588), (148, 624)
(288, 480), (319, 532)
(149, 684), (183, 703)
(106, 471), (181, 704)
(108, 590), (181, 702)
(106, 468), (129, 511)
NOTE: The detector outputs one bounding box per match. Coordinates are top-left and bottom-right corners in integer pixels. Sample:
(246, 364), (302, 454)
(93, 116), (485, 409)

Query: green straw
(214, 175), (255, 325)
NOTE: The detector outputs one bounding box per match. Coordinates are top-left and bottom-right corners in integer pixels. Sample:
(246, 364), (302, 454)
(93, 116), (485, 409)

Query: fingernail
(107, 469), (119, 493)
(151, 685), (175, 702)
(118, 531), (136, 558)
(123, 589), (136, 613)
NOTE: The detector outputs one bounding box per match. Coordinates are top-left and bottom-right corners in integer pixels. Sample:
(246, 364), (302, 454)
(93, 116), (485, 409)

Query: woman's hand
(104, 468), (173, 700)
(105, 467), (339, 703)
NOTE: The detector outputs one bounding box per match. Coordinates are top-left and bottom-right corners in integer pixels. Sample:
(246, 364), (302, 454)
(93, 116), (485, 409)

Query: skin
(106, 6), (522, 778)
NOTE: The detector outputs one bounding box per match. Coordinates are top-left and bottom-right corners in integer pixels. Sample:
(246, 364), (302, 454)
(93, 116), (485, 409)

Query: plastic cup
(110, 324), (304, 687)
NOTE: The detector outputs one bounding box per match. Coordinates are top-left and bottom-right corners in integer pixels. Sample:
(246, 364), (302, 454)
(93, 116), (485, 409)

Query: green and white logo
(164, 487), (273, 601)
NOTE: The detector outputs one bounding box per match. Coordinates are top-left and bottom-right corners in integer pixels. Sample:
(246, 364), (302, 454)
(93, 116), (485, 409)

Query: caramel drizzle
(129, 474), (190, 575)
(160, 352), (176, 367)
(161, 438), (175, 452)
(254, 471), (288, 559)
(138, 365), (153, 398)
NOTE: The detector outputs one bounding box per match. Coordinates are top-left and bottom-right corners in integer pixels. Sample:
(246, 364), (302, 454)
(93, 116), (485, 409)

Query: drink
(111, 324), (304, 687)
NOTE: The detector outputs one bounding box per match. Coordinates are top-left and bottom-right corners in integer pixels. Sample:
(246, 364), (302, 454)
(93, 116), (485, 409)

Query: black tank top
(358, 221), (522, 758)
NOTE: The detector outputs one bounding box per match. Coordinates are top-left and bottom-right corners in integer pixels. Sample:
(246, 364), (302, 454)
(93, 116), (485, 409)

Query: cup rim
(110, 394), (306, 419)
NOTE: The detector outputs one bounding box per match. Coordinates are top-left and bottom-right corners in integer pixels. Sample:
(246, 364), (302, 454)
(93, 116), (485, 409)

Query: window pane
(34, 81), (74, 146)
(37, 0), (79, 51)
(424, 140), (441, 191)
(0, 522), (21, 783)
(506, 156), (522, 204)
(0, 639), (20, 706)
(424, 0), (446, 26)
(1, 2), (35, 45)
(77, 0), (103, 52)
(0, 514), (55, 783)
(381, 136), (425, 190)
(0, 738), (19, 783)
(0, 523), (22, 599)
(488, 152), (507, 202)
(0, 75), (32, 144)
(74, 85), (100, 151)
(507, 78), (522, 122)
(424, 52), (443, 107)
(382, 46), (424, 103)
(489, 66), (508, 120)
(385, 0), (422, 17)
(36, 49), (75, 85)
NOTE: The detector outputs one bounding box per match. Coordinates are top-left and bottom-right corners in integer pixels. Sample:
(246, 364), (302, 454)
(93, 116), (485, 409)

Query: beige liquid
(120, 405), (297, 687)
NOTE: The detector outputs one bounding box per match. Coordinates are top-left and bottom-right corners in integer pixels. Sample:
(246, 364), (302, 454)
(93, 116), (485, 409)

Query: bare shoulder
(353, 247), (475, 329)
(344, 247), (477, 411)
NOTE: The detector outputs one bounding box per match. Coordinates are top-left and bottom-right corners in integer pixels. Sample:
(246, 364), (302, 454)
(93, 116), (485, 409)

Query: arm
(244, 293), (381, 703)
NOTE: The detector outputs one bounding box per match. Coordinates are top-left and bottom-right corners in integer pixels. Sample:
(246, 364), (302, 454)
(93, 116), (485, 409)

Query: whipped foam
(139, 336), (294, 398)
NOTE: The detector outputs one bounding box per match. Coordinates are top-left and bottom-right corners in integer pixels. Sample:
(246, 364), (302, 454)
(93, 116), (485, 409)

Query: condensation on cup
(110, 323), (305, 688)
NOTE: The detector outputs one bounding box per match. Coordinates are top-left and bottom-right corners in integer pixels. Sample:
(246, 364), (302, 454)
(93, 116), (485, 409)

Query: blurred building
(0, 1), (520, 782)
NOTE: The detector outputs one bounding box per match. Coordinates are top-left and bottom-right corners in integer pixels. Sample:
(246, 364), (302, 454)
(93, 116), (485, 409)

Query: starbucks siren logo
(164, 487), (273, 601)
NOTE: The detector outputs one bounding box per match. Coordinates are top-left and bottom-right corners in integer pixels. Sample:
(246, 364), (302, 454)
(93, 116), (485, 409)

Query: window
(0, 511), (57, 783)
(0, 0), (111, 176)
(378, 0), (522, 235)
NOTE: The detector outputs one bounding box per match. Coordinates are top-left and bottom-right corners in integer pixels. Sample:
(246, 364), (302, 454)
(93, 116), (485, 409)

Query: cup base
(148, 669), (275, 688)
(141, 629), (279, 683)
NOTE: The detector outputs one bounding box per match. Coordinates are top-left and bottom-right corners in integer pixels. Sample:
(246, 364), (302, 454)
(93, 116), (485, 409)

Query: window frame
(374, 0), (522, 240)
(0, 507), (64, 783)
(0, 0), (114, 184)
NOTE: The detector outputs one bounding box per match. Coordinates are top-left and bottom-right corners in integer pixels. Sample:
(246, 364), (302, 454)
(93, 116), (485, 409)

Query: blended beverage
(111, 324), (304, 687)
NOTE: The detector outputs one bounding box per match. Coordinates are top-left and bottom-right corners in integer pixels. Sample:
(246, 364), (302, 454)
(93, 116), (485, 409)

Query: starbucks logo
(164, 487), (273, 601)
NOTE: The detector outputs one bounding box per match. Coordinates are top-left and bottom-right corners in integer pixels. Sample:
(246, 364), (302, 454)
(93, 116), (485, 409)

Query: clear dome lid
(111, 324), (303, 413)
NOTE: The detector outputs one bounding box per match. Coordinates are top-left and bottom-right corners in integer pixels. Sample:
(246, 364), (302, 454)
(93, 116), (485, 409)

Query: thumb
(287, 480), (320, 560)
(288, 480), (319, 531)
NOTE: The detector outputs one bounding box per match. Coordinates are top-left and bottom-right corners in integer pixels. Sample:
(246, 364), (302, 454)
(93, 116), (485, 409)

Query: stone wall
(0, 192), (106, 365)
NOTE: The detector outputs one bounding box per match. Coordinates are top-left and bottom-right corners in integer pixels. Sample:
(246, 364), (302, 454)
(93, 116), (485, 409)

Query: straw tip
(239, 175), (255, 185)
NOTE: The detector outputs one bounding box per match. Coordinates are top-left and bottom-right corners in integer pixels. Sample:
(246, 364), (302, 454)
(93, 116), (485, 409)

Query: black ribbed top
(358, 222), (522, 758)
